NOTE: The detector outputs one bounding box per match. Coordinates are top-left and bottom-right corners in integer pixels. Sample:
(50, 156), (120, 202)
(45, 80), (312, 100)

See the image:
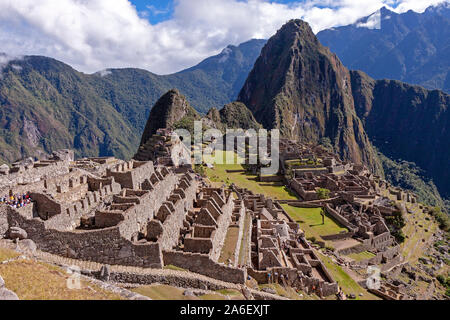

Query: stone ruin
(0, 139), (422, 299)
(234, 187), (339, 297)
(276, 140), (416, 275)
(134, 128), (191, 168)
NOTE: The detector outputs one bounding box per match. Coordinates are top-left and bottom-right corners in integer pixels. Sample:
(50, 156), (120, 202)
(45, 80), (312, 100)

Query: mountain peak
(139, 89), (198, 146)
(238, 19), (382, 173)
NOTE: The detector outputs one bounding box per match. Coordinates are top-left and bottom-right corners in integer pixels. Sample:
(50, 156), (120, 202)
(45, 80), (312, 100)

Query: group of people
(0, 193), (32, 209)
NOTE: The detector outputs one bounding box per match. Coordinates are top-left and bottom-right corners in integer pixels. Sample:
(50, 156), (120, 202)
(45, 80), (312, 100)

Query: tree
(316, 188), (331, 200)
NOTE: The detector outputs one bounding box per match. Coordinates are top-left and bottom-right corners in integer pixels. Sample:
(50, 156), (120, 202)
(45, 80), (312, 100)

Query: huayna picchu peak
(238, 19), (383, 175)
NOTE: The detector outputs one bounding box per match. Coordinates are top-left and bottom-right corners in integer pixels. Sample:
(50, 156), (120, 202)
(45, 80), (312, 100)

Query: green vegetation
(384, 208), (407, 244)
(0, 247), (20, 262)
(316, 188), (331, 200)
(429, 207), (450, 232)
(194, 165), (207, 178)
(218, 226), (240, 264)
(204, 151), (297, 200)
(346, 251), (376, 262)
(164, 265), (187, 272)
(281, 205), (347, 240)
(400, 206), (438, 262)
(378, 151), (448, 214)
(132, 285), (194, 300)
(132, 284), (242, 300)
(318, 253), (379, 300)
(436, 275), (450, 297)
(0, 40), (266, 164)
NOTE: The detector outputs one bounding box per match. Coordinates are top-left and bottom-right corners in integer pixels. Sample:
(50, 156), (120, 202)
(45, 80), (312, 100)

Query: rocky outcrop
(238, 19), (383, 174)
(139, 89), (200, 147)
(206, 102), (262, 132)
(0, 276), (19, 300)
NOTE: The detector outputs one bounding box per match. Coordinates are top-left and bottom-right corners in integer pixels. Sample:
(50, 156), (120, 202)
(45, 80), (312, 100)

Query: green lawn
(218, 226), (240, 264)
(204, 151), (298, 200)
(281, 204), (347, 240)
(238, 212), (251, 266)
(346, 251), (376, 262)
(318, 253), (380, 300)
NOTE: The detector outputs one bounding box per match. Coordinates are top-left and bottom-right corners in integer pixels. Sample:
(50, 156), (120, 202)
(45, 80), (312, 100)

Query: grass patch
(0, 247), (20, 262)
(132, 285), (195, 300)
(0, 259), (122, 300)
(218, 226), (240, 264)
(238, 212), (251, 266)
(204, 151), (298, 200)
(164, 265), (187, 272)
(216, 289), (242, 296)
(317, 253), (379, 300)
(281, 205), (347, 240)
(346, 251), (376, 262)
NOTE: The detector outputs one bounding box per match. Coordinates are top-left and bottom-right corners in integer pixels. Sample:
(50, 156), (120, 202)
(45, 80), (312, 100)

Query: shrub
(437, 275), (446, 286)
(307, 237), (316, 243)
(429, 207), (450, 232)
(316, 188), (331, 200)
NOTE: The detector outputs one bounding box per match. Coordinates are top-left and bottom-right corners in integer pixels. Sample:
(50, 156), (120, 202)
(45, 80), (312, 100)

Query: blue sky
(132, 0), (175, 24)
(131, 0), (310, 24)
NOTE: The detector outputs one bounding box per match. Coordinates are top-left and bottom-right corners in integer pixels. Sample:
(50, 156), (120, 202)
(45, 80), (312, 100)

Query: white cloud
(0, 0), (447, 75)
(356, 9), (382, 29)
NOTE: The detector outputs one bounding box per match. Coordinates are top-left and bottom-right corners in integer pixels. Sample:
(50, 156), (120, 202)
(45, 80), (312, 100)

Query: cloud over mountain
(0, 0), (446, 74)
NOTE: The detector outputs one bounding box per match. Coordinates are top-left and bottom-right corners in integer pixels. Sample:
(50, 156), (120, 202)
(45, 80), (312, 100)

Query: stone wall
(259, 175), (284, 183)
(324, 204), (358, 232)
(107, 161), (155, 190)
(6, 207), (163, 268)
(0, 161), (70, 195)
(163, 250), (246, 284)
(0, 205), (7, 237)
(321, 232), (355, 241)
(209, 193), (234, 261)
(232, 204), (246, 267)
(117, 171), (180, 241)
(154, 174), (197, 250)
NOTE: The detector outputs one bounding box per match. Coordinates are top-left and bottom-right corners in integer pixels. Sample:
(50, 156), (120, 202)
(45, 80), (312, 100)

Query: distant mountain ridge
(0, 39), (266, 164)
(317, 3), (450, 93)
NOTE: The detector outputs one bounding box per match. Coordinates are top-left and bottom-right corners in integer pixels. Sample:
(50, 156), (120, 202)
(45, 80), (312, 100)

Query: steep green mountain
(350, 70), (450, 198)
(0, 56), (141, 162)
(0, 39), (265, 164)
(238, 19), (383, 174)
(317, 4), (450, 93)
(205, 102), (262, 132)
(163, 39), (266, 113)
(377, 150), (447, 212)
(138, 89), (201, 146)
